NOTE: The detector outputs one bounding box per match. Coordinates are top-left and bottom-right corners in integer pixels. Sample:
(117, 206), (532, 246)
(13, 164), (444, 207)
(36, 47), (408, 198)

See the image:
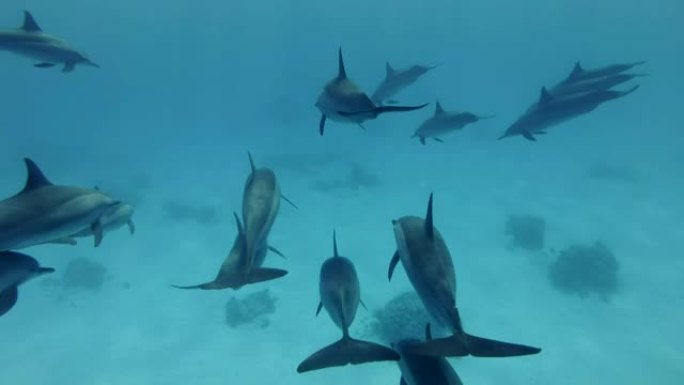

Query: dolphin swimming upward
(315, 48), (428, 136)
(297, 232), (399, 373)
(371, 62), (436, 106)
(0, 158), (122, 251)
(389, 194), (541, 357)
(0, 251), (55, 317)
(0, 11), (99, 73)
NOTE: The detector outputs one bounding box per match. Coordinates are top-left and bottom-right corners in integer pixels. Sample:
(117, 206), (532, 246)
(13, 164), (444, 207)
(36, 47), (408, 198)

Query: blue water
(1, 0), (682, 384)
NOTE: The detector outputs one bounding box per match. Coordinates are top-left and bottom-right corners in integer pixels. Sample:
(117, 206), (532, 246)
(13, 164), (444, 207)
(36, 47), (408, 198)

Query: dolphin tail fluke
(0, 285), (19, 317)
(296, 336), (399, 373)
(406, 335), (470, 357)
(463, 333), (542, 357)
(245, 267), (288, 284)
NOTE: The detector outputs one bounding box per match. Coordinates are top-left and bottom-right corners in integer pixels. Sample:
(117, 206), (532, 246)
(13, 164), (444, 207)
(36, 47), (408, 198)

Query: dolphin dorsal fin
(567, 61), (584, 80)
(233, 212), (245, 236)
(247, 152), (256, 173)
(21, 11), (42, 32)
(434, 101), (445, 115)
(539, 87), (553, 105)
(337, 47), (347, 79)
(332, 230), (340, 257)
(385, 62), (395, 77)
(425, 193), (434, 240)
(22, 158), (53, 192)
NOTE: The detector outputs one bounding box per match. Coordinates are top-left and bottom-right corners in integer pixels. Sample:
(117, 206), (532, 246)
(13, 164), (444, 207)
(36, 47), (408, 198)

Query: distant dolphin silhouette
(297, 231), (399, 373)
(412, 101), (493, 144)
(0, 11), (99, 72)
(371, 62), (436, 106)
(498, 85), (640, 141)
(315, 48), (428, 135)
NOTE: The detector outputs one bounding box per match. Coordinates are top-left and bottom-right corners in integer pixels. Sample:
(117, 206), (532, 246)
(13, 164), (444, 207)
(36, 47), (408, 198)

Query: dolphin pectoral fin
(406, 335), (469, 357)
(464, 333), (542, 357)
(433, 138), (445, 143)
(419, 136), (426, 145)
(358, 123), (367, 131)
(360, 299), (368, 311)
(296, 336), (399, 373)
(0, 286), (19, 317)
(267, 245), (287, 259)
(400, 378), (407, 385)
(127, 219), (136, 235)
(171, 282), (216, 290)
(388, 251), (400, 281)
(281, 194), (299, 209)
(42, 237), (77, 246)
(34, 62), (56, 68)
(245, 267), (288, 284)
(37, 267), (55, 275)
(522, 131), (536, 141)
(92, 221), (104, 247)
(316, 301), (323, 316)
(319, 114), (327, 136)
(62, 62), (75, 73)
(338, 104), (429, 118)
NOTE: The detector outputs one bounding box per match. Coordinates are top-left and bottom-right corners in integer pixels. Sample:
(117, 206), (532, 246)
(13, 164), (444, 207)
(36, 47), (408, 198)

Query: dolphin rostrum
(0, 158), (122, 251)
(389, 193), (541, 357)
(562, 60), (647, 83)
(412, 101), (494, 144)
(371, 62), (436, 106)
(172, 213), (287, 290)
(0, 251), (55, 317)
(393, 325), (464, 385)
(498, 85), (640, 141)
(297, 231), (400, 373)
(0, 11), (100, 73)
(315, 48), (428, 135)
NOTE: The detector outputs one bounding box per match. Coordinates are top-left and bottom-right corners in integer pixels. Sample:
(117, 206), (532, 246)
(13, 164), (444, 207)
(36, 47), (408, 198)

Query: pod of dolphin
(0, 8), (647, 385)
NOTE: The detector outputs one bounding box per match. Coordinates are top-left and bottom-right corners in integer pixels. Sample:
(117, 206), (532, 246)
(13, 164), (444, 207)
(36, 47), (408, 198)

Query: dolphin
(297, 231), (400, 373)
(315, 48), (428, 136)
(0, 11), (99, 73)
(498, 85), (640, 141)
(563, 60), (647, 83)
(69, 201), (136, 240)
(0, 158), (122, 251)
(412, 101), (494, 144)
(389, 193), (541, 357)
(172, 213), (287, 290)
(0, 251), (55, 317)
(550, 73), (645, 97)
(371, 62), (436, 106)
(241, 153), (296, 279)
(393, 325), (464, 385)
